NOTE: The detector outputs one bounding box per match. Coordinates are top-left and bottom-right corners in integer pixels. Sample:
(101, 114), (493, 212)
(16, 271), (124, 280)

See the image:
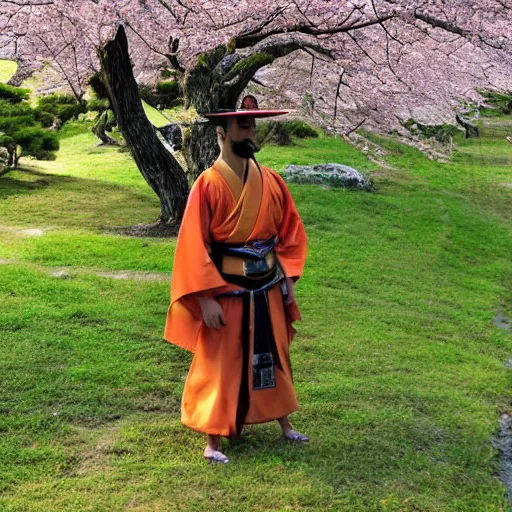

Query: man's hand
(197, 296), (227, 329)
(284, 277), (296, 305)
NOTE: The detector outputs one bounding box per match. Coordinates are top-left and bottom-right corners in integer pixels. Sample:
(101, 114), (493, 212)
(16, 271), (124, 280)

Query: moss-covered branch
(223, 38), (334, 102)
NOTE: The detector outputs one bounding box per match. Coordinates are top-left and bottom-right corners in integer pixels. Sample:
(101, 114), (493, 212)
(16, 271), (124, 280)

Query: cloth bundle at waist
(211, 235), (277, 279)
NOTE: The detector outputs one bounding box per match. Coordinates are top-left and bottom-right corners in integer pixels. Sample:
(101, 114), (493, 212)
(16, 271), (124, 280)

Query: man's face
(226, 116), (260, 159)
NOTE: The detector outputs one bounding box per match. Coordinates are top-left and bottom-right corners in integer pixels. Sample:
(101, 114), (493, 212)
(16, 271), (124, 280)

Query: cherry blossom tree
(1, 0), (511, 227)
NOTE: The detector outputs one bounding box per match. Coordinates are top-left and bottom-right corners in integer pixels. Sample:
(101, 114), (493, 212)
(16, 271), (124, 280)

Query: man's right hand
(197, 296), (227, 329)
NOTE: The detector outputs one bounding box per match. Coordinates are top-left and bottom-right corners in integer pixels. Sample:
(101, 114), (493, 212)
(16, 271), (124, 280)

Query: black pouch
(252, 352), (276, 390)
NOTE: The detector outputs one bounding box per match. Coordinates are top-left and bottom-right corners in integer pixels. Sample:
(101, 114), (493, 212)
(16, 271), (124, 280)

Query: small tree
(0, 83), (59, 169)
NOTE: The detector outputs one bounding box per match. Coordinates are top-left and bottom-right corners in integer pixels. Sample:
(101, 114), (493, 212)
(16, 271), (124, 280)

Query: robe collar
(212, 157), (263, 243)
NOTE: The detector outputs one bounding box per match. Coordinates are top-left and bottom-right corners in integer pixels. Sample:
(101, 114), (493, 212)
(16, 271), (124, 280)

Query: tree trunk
(182, 121), (219, 180)
(7, 143), (18, 168)
(91, 110), (120, 146)
(455, 113), (479, 138)
(180, 61), (227, 180)
(6, 60), (35, 87)
(98, 26), (188, 227)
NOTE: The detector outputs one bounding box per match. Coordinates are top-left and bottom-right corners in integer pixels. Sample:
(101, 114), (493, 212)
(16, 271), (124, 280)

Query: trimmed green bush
(284, 120), (318, 138)
(34, 110), (55, 128)
(156, 80), (180, 96)
(12, 126), (59, 160)
(0, 90), (59, 165)
(256, 121), (294, 146)
(479, 107), (502, 117)
(88, 73), (110, 100)
(401, 118), (459, 143)
(0, 134), (14, 146)
(36, 94), (86, 125)
(139, 81), (182, 109)
(256, 119), (318, 146)
(87, 98), (109, 113)
(478, 89), (512, 115)
(38, 93), (78, 107)
(0, 83), (30, 103)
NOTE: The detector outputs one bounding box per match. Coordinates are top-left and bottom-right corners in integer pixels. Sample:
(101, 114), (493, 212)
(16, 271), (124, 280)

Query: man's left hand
(284, 277), (295, 305)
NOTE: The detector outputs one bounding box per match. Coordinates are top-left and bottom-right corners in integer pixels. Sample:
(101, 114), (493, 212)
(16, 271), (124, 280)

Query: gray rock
(494, 312), (511, 332)
(158, 123), (182, 151)
(493, 413), (512, 505)
(0, 146), (8, 171)
(281, 163), (374, 191)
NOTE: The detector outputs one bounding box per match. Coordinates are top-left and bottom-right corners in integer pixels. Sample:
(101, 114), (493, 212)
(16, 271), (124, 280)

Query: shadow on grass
(0, 167), (72, 199)
(0, 166), (160, 231)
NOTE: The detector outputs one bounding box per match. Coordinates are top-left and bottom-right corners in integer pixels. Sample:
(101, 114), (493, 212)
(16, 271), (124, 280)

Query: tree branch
(235, 14), (397, 49)
(334, 70), (349, 122)
(35, 34), (84, 100)
(1, 0), (53, 4)
(155, 0), (179, 21)
(125, 22), (185, 73)
(346, 118), (366, 136)
(414, 9), (507, 50)
(236, 6), (288, 40)
(167, 36), (184, 73)
(223, 37), (334, 103)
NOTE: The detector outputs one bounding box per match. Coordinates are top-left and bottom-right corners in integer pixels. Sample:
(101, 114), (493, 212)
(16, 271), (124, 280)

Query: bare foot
(204, 434), (229, 464)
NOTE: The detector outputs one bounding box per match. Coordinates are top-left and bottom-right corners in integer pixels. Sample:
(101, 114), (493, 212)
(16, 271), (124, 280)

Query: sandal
(204, 448), (229, 464)
(283, 429), (310, 443)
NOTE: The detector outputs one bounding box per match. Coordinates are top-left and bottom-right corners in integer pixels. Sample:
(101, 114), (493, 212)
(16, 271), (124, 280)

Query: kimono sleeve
(163, 174), (227, 352)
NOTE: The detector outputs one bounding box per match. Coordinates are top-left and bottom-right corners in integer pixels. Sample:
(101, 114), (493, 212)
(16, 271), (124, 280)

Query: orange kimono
(163, 157), (307, 437)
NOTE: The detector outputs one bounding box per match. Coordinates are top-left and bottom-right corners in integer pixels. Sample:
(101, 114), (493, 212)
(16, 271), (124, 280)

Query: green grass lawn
(0, 60), (17, 83)
(1, 84), (512, 509)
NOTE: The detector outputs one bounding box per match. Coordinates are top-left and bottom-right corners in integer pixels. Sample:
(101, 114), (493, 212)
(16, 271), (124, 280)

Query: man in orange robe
(163, 95), (308, 463)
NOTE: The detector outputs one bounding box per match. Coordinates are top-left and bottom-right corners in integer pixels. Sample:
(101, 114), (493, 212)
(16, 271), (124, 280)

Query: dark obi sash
(211, 236), (289, 435)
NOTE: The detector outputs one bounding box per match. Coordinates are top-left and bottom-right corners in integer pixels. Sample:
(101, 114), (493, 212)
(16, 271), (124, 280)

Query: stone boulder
(0, 146), (9, 172)
(281, 163), (374, 191)
(158, 123), (182, 151)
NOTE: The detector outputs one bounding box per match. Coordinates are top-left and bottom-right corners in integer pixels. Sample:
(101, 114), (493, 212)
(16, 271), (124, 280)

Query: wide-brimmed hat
(202, 95), (293, 120)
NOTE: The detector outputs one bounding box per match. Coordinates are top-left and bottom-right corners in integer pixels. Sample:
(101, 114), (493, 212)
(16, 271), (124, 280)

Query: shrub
(479, 107), (501, 118)
(0, 98), (34, 120)
(88, 73), (110, 100)
(139, 81), (182, 109)
(478, 90), (512, 115)
(56, 103), (83, 123)
(12, 126), (59, 159)
(284, 120), (318, 138)
(401, 118), (459, 143)
(35, 110), (55, 128)
(87, 98), (109, 112)
(36, 94), (86, 125)
(138, 84), (158, 106)
(256, 120), (318, 146)
(156, 80), (180, 96)
(161, 68), (179, 80)
(256, 121), (294, 146)
(0, 134), (14, 146)
(0, 89), (60, 165)
(38, 93), (77, 107)
(0, 83), (30, 103)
